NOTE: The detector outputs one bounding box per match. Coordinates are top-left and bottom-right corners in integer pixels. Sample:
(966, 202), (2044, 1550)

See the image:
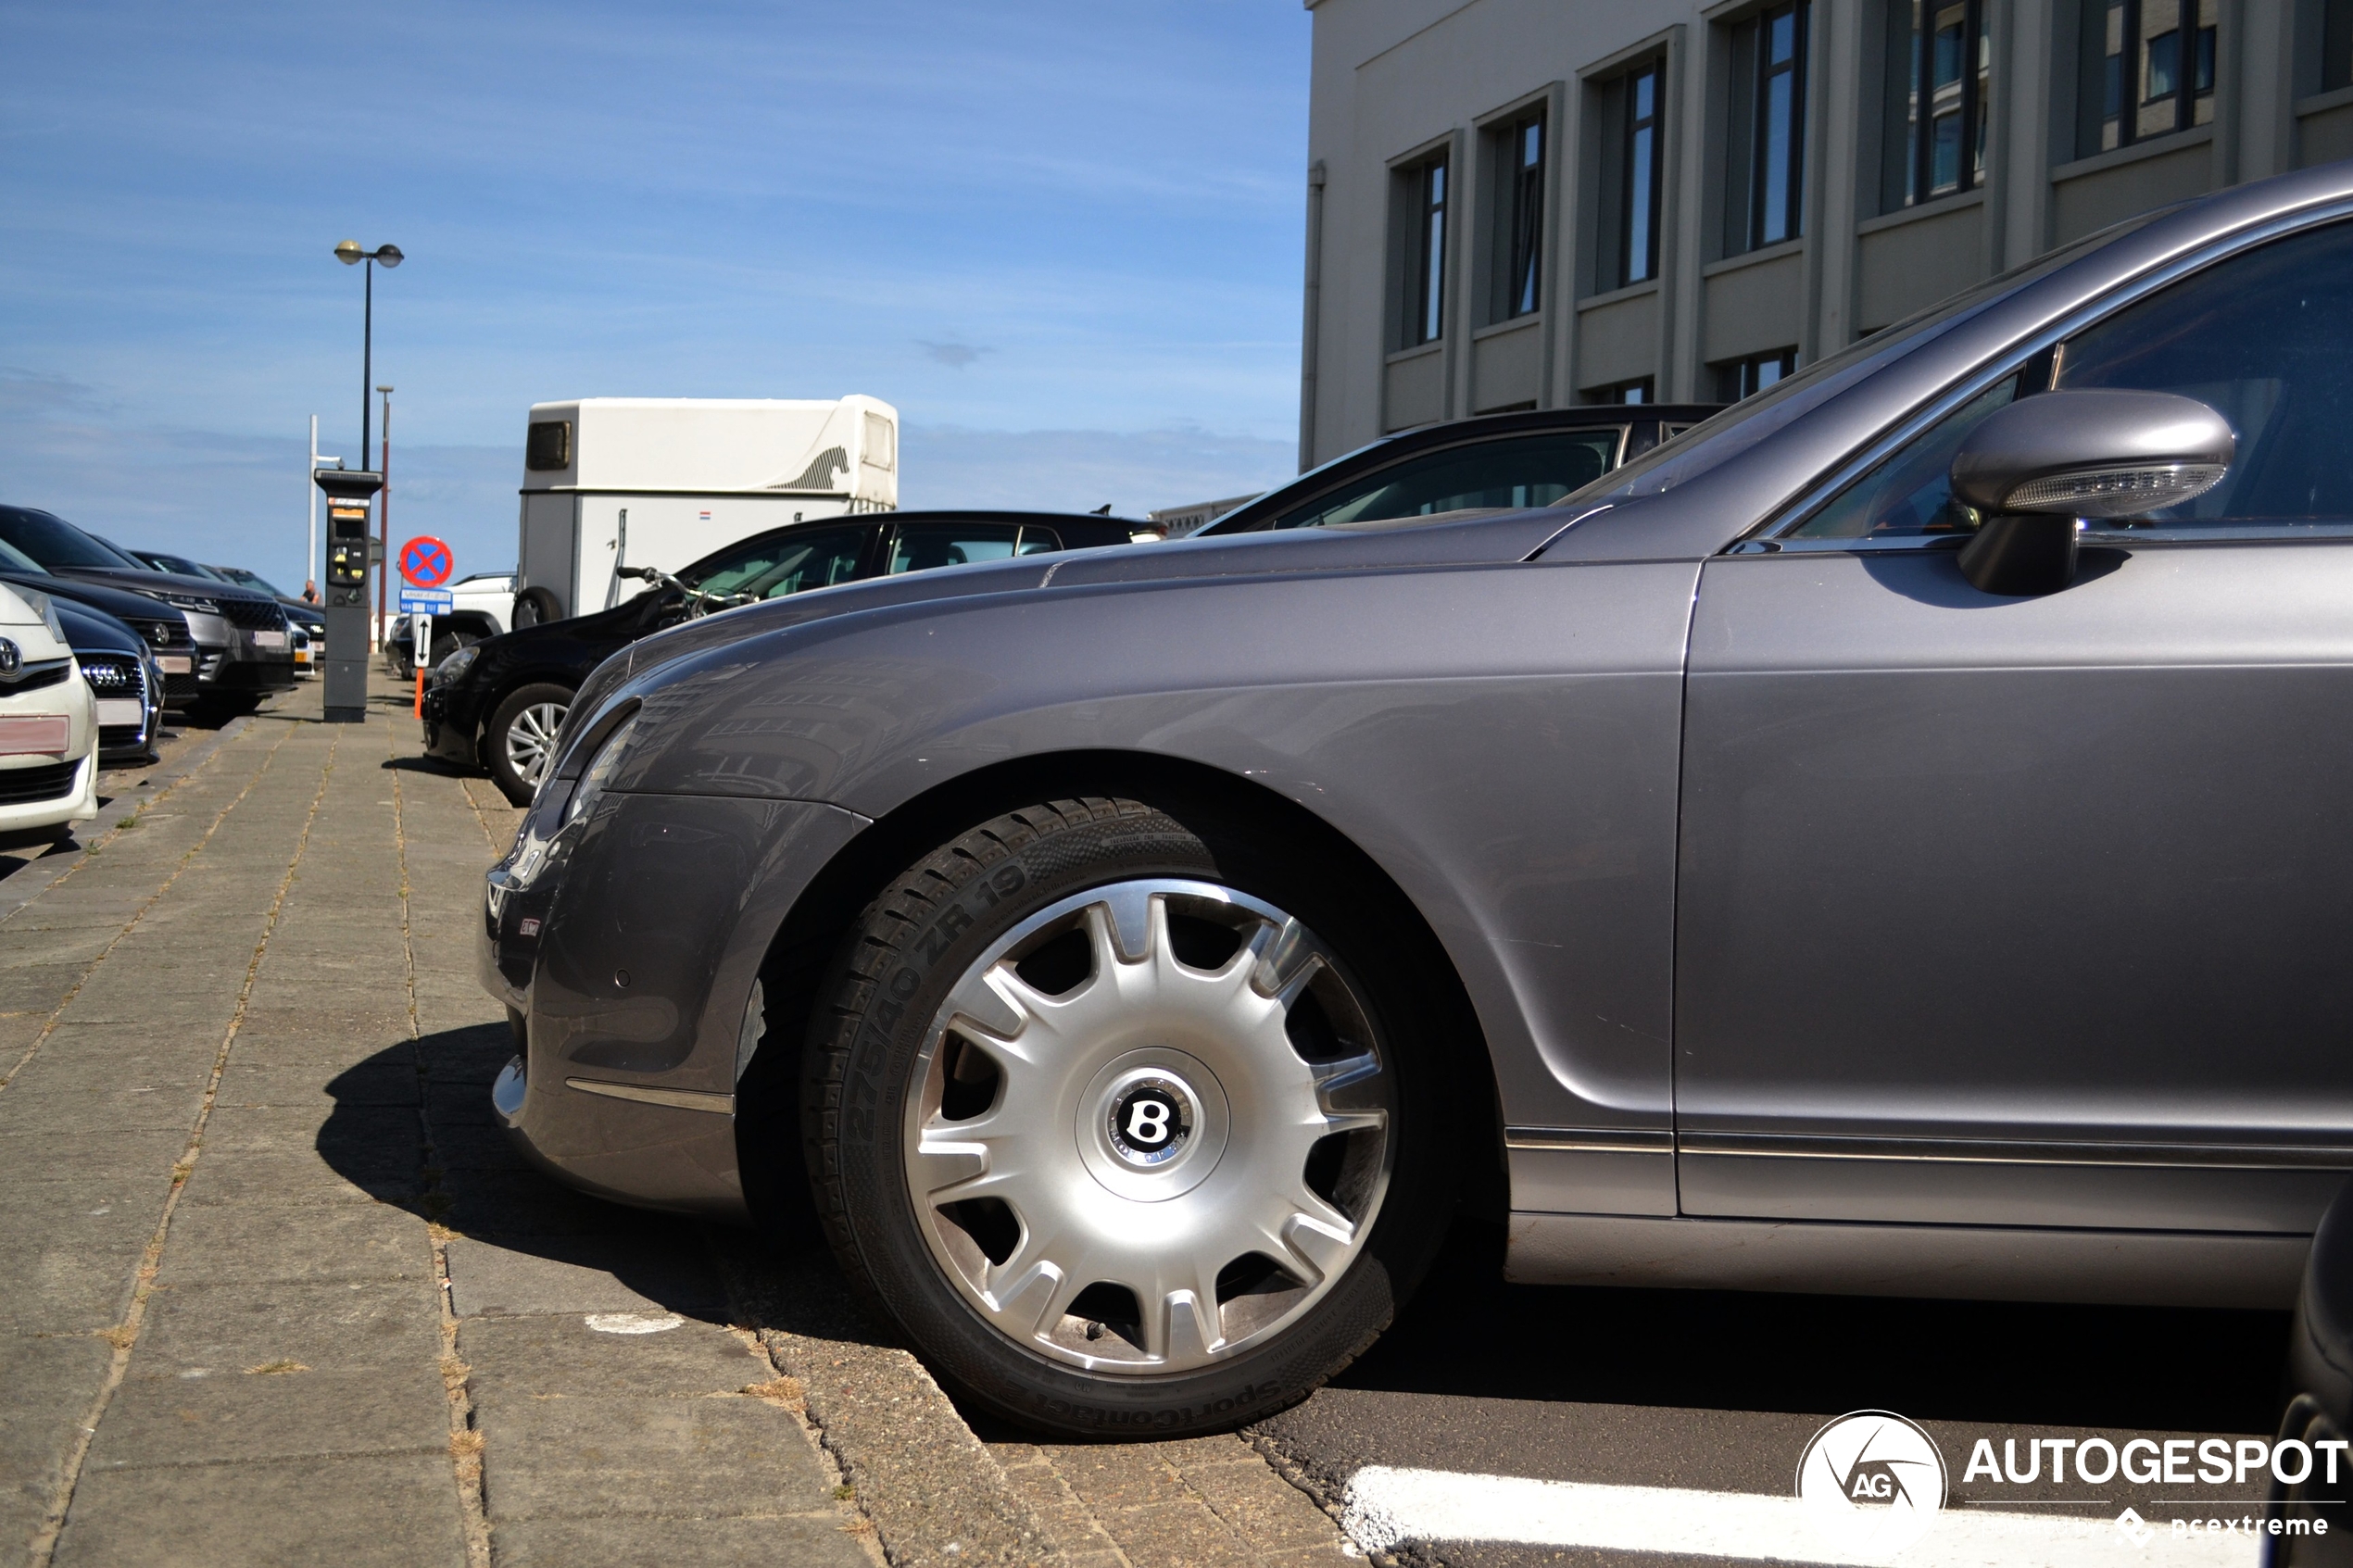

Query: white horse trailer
(511, 395), (899, 624)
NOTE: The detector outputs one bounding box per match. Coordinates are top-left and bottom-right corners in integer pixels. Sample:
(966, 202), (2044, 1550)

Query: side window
(1791, 219), (2353, 546)
(688, 527), (867, 600)
(1272, 430), (1625, 529)
(888, 522), (1022, 574)
(2054, 220), (2353, 537)
(1014, 528), (1063, 556)
(1784, 376), (2022, 541)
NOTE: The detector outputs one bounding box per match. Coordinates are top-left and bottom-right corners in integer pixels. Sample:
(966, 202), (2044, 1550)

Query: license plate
(157, 656), (191, 673)
(96, 699), (144, 728)
(0, 716), (69, 755)
(252, 631), (287, 649)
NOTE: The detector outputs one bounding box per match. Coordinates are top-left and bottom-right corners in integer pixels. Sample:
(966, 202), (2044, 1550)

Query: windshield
(0, 508), (145, 571)
(0, 537), (51, 575)
(217, 567), (290, 596)
(1566, 216), (2158, 508)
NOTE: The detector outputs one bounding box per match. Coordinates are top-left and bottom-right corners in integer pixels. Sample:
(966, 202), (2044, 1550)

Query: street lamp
(376, 384), (393, 646)
(333, 241), (402, 486)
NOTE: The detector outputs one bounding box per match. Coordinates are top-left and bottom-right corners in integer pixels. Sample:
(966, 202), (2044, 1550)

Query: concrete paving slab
(486, 1512), (876, 1568)
(438, 1168), (639, 1238)
(472, 1393), (839, 1522)
(134, 1278), (444, 1373)
(0, 1335), (113, 1551)
(175, 1147), (414, 1207)
(84, 1362), (453, 1470)
(216, 1058), (422, 1109)
(52, 1450), (469, 1568)
(459, 1313), (776, 1399)
(443, 1234), (727, 1319)
(156, 1199), (434, 1286)
(0, 1178), (170, 1334)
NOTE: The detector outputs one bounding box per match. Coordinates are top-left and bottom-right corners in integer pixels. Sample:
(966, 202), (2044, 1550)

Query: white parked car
(0, 583), (98, 836)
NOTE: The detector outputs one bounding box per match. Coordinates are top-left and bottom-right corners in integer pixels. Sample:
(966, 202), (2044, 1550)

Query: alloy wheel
(901, 878), (1393, 1375)
(503, 701), (567, 790)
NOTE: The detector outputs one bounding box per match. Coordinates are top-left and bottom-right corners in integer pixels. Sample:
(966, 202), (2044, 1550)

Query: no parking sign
(398, 535), (453, 588)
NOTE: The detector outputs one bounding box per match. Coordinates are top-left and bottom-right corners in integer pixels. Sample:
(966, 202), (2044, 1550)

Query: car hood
(54, 599), (144, 655)
(0, 571), (183, 624)
(599, 504), (1585, 696)
(51, 564), (277, 606)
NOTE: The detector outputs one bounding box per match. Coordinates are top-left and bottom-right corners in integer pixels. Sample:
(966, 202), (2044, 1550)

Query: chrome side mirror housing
(1946, 389), (2234, 596)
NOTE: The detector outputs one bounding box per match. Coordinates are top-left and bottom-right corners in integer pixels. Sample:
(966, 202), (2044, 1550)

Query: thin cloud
(919, 341), (991, 370)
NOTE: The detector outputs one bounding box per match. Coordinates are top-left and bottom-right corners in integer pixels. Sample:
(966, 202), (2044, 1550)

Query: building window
(2328, 0), (2353, 94)
(1717, 348), (1795, 400)
(1886, 0), (1989, 207)
(2085, 0), (2216, 153)
(1727, 3), (1809, 252)
(1398, 155), (1449, 347)
(1487, 112), (1545, 322)
(1624, 64), (1664, 283)
(1587, 376), (1656, 405)
(1592, 59), (1667, 294)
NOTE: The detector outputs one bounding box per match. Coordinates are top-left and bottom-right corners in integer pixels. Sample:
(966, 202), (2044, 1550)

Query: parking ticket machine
(314, 468), (383, 723)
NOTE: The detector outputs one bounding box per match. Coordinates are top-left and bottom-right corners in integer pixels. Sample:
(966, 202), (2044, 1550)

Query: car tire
(427, 627), (482, 669)
(802, 796), (1458, 1437)
(511, 587), (562, 629)
(484, 682), (573, 806)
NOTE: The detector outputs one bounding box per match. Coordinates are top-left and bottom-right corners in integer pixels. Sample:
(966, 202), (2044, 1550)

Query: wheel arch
(735, 746), (1509, 1229)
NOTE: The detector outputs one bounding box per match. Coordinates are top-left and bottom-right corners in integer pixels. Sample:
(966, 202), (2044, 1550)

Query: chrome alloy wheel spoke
(905, 878), (1394, 1375)
(508, 703), (565, 786)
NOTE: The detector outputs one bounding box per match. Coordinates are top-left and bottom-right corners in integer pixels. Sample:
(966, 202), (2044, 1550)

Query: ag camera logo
(1796, 1410), (1947, 1555)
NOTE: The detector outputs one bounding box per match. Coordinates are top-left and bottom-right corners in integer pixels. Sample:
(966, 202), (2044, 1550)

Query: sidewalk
(0, 673), (1357, 1568)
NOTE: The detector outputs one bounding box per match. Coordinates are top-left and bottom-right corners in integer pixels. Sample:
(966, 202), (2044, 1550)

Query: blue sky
(0, 1), (1309, 589)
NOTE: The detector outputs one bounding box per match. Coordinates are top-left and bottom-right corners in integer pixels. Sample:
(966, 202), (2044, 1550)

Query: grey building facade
(1297, 0), (2353, 467)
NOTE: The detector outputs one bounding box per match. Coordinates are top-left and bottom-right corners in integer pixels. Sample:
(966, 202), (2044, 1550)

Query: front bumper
(0, 677), (99, 833)
(479, 787), (867, 1219)
(421, 681), (487, 768)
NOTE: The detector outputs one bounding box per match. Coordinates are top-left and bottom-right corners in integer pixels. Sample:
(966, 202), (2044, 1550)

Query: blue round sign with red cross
(398, 535), (453, 587)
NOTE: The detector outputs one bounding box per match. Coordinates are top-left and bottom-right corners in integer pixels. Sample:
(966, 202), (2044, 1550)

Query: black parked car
(0, 508), (294, 719)
(52, 598), (164, 765)
(1195, 404), (1723, 534)
(0, 539), (199, 711)
(426, 509), (1158, 804)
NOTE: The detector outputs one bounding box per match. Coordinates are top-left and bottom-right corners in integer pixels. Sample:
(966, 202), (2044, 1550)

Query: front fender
(607, 559), (1698, 1213)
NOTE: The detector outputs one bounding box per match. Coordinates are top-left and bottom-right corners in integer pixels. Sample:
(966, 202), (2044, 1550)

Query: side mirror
(1946, 389), (2233, 595)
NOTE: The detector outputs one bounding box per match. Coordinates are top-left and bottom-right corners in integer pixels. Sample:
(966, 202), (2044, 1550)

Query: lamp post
(376, 385), (394, 650)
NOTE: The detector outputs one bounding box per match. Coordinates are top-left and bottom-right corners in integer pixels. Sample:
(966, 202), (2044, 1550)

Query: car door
(1673, 215), (2353, 1236)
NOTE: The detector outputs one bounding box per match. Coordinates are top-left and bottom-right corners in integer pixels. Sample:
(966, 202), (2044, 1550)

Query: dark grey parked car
(482, 164), (2353, 1437)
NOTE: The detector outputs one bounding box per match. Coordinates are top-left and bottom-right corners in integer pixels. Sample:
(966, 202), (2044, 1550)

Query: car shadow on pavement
(1334, 1219), (2288, 1435)
(317, 1023), (739, 1325)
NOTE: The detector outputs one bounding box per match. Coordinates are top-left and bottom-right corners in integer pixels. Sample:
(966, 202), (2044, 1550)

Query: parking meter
(314, 469), (383, 722)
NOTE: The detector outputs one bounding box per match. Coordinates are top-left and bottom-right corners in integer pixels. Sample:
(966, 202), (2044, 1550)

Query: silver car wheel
(503, 701), (567, 790)
(902, 878), (1393, 1376)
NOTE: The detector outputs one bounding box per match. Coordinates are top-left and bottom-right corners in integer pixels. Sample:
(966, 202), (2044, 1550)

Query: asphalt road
(1252, 1220), (2293, 1566)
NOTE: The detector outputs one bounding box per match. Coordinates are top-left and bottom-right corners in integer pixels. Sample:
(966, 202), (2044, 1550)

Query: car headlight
(15, 589), (66, 644)
(431, 644), (479, 687)
(147, 590), (222, 614)
(560, 712), (640, 823)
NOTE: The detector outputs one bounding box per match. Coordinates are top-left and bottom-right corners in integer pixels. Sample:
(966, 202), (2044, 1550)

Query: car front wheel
(802, 797), (1457, 1437)
(484, 682), (572, 805)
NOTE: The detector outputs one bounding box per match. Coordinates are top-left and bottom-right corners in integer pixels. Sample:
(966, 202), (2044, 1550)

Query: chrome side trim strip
(564, 1077), (735, 1115)
(1678, 1131), (2353, 1170)
(1505, 1125), (1673, 1153)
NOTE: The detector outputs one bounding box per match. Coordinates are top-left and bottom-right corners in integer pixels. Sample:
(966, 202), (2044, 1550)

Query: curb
(705, 1227), (1065, 1568)
(0, 711), (257, 926)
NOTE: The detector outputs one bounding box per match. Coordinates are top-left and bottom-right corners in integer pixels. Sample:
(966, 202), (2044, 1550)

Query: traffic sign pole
(398, 585), (455, 720)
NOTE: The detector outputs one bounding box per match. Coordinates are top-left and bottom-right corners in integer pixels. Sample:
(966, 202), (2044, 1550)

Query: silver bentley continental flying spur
(483, 163), (2353, 1436)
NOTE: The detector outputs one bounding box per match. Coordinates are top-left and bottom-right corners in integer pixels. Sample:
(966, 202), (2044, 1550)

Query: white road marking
(583, 1311), (684, 1335)
(1338, 1466), (2262, 1566)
